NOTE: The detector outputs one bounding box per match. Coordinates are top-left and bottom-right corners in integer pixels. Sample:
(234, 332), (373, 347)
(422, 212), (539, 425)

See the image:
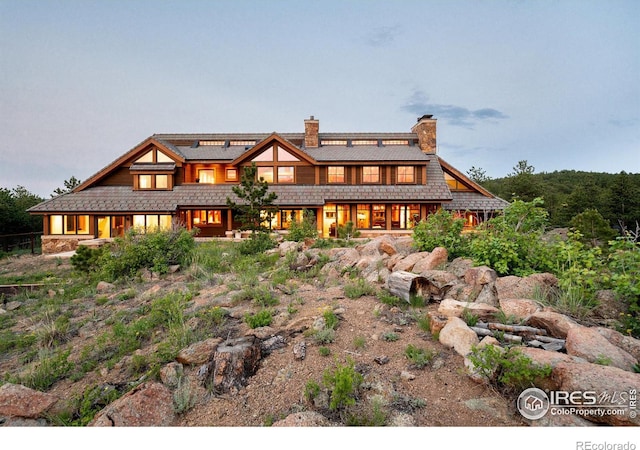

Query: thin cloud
(401, 90), (508, 128)
(365, 25), (402, 47)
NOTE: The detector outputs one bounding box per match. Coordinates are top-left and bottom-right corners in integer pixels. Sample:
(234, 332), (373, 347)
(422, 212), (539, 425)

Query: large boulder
(464, 266), (497, 286)
(438, 299), (500, 322)
(595, 327), (640, 362)
(526, 310), (581, 339)
(89, 382), (175, 426)
(0, 384), (58, 419)
(411, 247), (448, 273)
(517, 347), (587, 391)
(176, 338), (222, 365)
(551, 362), (640, 426)
(392, 252), (431, 272)
(496, 273), (558, 300)
(439, 317), (479, 357)
(499, 298), (542, 321)
(565, 326), (637, 371)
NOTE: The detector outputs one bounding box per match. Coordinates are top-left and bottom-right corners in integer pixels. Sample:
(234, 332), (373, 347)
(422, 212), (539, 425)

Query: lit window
(277, 166), (294, 183)
(226, 168), (238, 181)
(230, 140), (256, 146)
(328, 166), (345, 183)
(199, 140), (225, 146)
(138, 175), (152, 189)
(321, 140), (347, 146)
(192, 210), (222, 225)
(352, 140), (378, 146)
(50, 215), (63, 234)
(252, 147), (274, 162)
(362, 166), (380, 183)
(198, 169), (215, 184)
(397, 166), (415, 183)
(382, 140), (409, 145)
(277, 147), (300, 162)
(155, 174), (168, 189)
(135, 150), (153, 163)
(156, 152), (173, 163)
(257, 167), (274, 183)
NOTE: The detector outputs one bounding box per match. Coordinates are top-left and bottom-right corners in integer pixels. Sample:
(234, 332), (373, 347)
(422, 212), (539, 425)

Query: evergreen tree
(226, 163), (278, 234)
(52, 176), (82, 197)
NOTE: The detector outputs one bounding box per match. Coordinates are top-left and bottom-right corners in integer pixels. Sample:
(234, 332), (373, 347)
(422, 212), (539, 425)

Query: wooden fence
(0, 232), (43, 254)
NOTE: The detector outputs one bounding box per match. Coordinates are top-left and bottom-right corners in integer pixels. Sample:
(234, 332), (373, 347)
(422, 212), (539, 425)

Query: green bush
(98, 227), (196, 280)
(344, 278), (376, 299)
(323, 309), (339, 330)
(337, 221), (360, 240)
(404, 344), (436, 369)
(244, 309), (273, 329)
(322, 359), (363, 411)
(467, 345), (552, 394)
(70, 245), (104, 273)
(287, 209), (318, 242)
(237, 232), (276, 255)
(413, 209), (465, 257)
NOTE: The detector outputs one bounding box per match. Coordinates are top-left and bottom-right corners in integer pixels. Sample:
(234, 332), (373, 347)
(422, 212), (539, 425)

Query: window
(444, 173), (472, 191)
(357, 204), (371, 229)
(156, 152), (173, 163)
(397, 166), (415, 183)
(277, 147), (300, 161)
(320, 140), (347, 146)
(192, 210), (222, 225)
(198, 169), (215, 184)
(252, 147), (274, 162)
(137, 174), (171, 189)
(155, 174), (168, 189)
(133, 215), (172, 232)
(327, 166), (345, 183)
(382, 139), (409, 145)
(362, 166), (380, 183)
(49, 215), (90, 235)
(277, 166), (294, 183)
(391, 204), (420, 229)
(136, 150), (153, 163)
(352, 140), (378, 146)
(226, 168), (238, 181)
(257, 167), (274, 183)
(138, 175), (152, 189)
(230, 140), (256, 146)
(372, 204), (386, 228)
(199, 140), (225, 146)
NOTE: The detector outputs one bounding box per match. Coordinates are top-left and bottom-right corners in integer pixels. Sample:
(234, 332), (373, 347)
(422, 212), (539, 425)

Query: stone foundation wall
(41, 236), (95, 254)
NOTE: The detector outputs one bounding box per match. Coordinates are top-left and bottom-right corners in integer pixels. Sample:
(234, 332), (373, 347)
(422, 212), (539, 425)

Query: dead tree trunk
(206, 336), (261, 394)
(386, 271), (430, 303)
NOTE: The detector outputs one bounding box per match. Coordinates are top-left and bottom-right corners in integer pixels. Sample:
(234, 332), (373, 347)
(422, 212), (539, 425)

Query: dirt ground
(0, 253), (528, 428)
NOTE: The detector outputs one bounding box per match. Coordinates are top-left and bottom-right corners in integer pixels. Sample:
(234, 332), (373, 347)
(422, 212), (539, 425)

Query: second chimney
(304, 115), (319, 148)
(411, 115), (437, 153)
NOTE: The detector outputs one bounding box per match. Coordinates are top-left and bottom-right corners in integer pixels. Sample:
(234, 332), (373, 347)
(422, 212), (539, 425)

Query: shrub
(318, 346), (331, 356)
(322, 359), (363, 411)
(381, 332), (399, 342)
(70, 245), (104, 273)
(304, 380), (321, 402)
(377, 289), (402, 307)
(237, 232), (276, 255)
(413, 209), (465, 257)
(244, 309), (273, 329)
(98, 227), (196, 280)
(337, 221), (360, 240)
(323, 309), (339, 330)
(404, 344), (436, 369)
(314, 328), (336, 344)
(344, 278), (376, 299)
(467, 345), (552, 394)
(287, 209), (318, 242)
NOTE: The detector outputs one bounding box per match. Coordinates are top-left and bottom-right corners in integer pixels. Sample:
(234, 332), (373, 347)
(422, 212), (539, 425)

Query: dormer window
(198, 169), (215, 184)
(362, 166), (380, 183)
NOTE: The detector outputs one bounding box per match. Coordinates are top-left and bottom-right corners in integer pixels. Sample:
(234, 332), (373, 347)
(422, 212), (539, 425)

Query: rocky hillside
(0, 235), (638, 428)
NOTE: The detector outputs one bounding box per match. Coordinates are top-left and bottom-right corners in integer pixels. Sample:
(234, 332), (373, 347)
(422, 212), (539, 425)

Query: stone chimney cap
(306, 115), (317, 121)
(417, 114), (434, 121)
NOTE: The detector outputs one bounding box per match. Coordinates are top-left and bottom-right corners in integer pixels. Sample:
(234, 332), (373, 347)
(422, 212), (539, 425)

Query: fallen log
(386, 271), (430, 303)
(470, 326), (523, 343)
(475, 322), (547, 335)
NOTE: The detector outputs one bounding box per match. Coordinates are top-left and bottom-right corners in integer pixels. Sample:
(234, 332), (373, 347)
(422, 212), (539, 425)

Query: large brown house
(29, 115), (508, 253)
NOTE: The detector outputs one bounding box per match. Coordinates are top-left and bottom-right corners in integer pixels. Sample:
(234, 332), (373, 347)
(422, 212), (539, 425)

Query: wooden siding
(296, 166), (315, 184)
(101, 167), (133, 186)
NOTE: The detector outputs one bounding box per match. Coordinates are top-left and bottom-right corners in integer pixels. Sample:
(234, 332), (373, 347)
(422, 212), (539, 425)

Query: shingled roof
(442, 191), (510, 211)
(29, 182), (453, 214)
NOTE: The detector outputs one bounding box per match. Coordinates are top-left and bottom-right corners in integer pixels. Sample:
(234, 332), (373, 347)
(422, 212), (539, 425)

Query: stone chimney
(411, 114), (437, 153)
(304, 115), (319, 148)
